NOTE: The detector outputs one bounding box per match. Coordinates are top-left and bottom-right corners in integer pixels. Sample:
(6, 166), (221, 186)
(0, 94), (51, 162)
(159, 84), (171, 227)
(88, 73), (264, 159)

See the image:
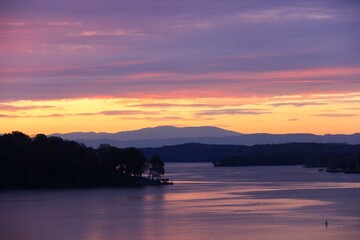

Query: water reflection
(0, 164), (360, 240)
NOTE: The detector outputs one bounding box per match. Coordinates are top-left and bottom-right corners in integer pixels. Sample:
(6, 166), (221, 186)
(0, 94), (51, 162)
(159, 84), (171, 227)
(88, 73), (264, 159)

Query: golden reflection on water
(161, 188), (332, 216)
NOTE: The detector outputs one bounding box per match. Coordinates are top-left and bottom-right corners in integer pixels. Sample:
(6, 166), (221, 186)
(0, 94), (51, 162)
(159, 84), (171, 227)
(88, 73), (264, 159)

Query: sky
(0, 0), (359, 135)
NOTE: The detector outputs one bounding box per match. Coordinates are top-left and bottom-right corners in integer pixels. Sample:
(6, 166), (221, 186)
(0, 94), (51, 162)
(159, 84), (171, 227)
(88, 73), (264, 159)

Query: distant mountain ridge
(50, 126), (360, 148)
(51, 126), (239, 140)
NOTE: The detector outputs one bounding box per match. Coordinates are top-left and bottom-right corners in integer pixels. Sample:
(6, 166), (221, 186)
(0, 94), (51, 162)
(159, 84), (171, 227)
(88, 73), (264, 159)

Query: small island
(0, 131), (172, 189)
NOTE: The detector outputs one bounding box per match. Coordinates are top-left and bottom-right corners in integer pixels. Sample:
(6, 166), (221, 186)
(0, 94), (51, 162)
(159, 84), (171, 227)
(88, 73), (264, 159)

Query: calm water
(1, 163), (360, 240)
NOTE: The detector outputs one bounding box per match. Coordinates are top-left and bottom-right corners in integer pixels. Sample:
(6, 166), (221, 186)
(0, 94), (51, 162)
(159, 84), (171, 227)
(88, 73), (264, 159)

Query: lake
(1, 163), (360, 240)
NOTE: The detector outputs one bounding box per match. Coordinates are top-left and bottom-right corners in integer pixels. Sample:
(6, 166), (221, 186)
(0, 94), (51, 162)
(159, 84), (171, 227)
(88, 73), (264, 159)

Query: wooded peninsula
(0, 131), (168, 189)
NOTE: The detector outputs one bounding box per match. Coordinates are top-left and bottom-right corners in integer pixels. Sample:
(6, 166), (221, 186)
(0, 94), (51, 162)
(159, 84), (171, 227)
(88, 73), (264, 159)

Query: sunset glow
(0, 0), (359, 135)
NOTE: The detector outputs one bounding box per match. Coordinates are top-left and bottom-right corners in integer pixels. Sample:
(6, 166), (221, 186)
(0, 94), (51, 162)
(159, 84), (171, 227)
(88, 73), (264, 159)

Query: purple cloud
(0, 0), (359, 101)
(270, 102), (328, 107)
(0, 109), (155, 118)
(0, 103), (57, 111)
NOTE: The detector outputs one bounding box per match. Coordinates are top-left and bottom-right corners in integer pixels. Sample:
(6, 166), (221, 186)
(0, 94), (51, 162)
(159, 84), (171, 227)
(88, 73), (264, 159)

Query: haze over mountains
(51, 126), (360, 148)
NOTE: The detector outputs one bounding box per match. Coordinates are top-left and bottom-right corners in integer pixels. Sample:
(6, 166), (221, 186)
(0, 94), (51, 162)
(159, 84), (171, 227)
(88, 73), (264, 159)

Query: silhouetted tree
(97, 144), (124, 173)
(148, 154), (165, 180)
(122, 147), (147, 177)
(0, 131), (31, 187)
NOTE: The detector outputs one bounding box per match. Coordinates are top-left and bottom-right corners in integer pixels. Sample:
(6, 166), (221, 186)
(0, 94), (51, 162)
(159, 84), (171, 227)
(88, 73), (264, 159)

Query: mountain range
(51, 126), (360, 148)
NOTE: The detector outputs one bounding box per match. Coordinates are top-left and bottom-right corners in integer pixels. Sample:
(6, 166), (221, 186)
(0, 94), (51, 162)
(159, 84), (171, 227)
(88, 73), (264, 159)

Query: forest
(142, 142), (360, 172)
(212, 143), (360, 172)
(0, 131), (166, 189)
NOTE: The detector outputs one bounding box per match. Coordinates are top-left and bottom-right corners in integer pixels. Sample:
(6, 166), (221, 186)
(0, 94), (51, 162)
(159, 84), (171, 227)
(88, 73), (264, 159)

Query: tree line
(142, 142), (360, 172)
(0, 131), (165, 188)
(212, 143), (360, 172)
(143, 142), (360, 163)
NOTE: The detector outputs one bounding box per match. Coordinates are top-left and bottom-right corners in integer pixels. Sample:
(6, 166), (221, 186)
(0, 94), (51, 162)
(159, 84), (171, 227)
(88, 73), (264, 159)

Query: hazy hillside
(52, 126), (239, 141)
(51, 126), (360, 148)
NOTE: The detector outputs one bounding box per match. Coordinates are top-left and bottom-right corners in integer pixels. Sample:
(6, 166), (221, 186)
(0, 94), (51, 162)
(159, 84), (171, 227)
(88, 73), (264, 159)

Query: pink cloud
(69, 29), (145, 37)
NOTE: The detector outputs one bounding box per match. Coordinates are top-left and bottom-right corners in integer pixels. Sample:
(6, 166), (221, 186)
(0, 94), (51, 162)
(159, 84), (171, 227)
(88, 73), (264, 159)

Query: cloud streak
(1, 66), (359, 100)
(236, 6), (355, 24)
(313, 113), (358, 118)
(0, 103), (57, 112)
(128, 103), (226, 108)
(0, 109), (155, 118)
(196, 109), (271, 116)
(270, 102), (328, 107)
